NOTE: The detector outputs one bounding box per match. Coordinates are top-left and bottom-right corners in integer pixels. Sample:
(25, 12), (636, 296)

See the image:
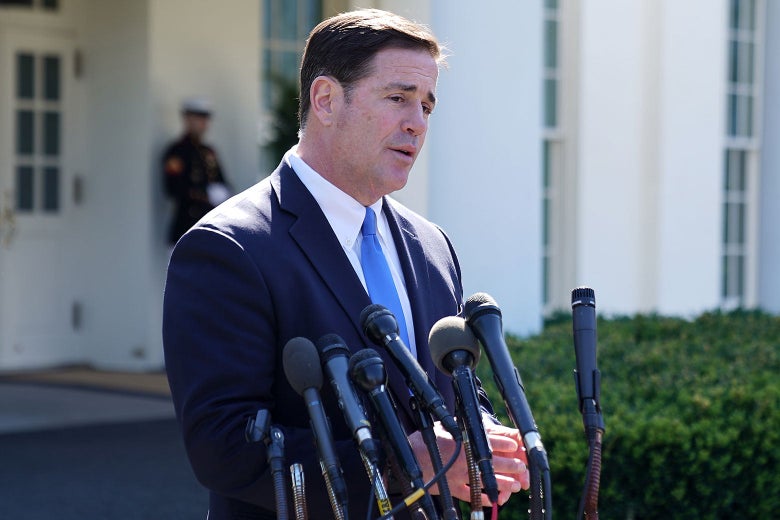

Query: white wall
(76, 0), (259, 370)
(573, 0), (725, 317)
(148, 0), (260, 368)
(82, 0), (155, 369)
(427, 0), (543, 335)
(759, 0), (780, 312)
(576, 0), (648, 314)
(655, 0), (726, 315)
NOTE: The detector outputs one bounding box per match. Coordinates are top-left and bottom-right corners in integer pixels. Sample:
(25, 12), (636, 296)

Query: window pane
(542, 141), (551, 188)
(544, 19), (558, 69)
(299, 0), (321, 39)
(728, 40), (738, 83)
(279, 50), (300, 83)
(43, 167), (59, 212)
(17, 110), (34, 154)
(730, 0), (739, 30)
(727, 93), (738, 136)
(17, 53), (34, 99)
(262, 0), (270, 35)
(545, 0), (558, 8)
(0, 0), (34, 6)
(42, 0), (58, 9)
(44, 111), (60, 156)
(16, 166), (34, 211)
(724, 202), (733, 243)
(736, 202), (745, 244)
(44, 55), (60, 101)
(742, 0), (756, 31)
(544, 78), (557, 127)
(278, 0), (297, 40)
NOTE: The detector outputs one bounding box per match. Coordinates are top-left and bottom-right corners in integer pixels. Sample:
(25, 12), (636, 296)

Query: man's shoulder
(385, 196), (446, 236)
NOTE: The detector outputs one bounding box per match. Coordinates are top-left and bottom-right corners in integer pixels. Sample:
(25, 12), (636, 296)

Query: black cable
(376, 436), (463, 520)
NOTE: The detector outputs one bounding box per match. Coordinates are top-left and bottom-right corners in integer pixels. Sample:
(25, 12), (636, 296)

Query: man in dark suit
(163, 9), (528, 520)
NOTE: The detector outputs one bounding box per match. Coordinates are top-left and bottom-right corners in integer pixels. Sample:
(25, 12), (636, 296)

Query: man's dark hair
(298, 9), (443, 129)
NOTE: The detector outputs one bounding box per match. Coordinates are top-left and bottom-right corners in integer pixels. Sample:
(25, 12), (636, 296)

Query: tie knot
(362, 207), (377, 237)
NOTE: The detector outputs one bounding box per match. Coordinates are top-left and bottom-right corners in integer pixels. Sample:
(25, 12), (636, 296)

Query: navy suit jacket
(163, 160), (469, 519)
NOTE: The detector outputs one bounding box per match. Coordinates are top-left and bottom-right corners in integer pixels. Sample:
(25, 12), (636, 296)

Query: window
(13, 52), (62, 214)
(542, 0), (562, 309)
(722, 0), (764, 307)
(0, 0), (58, 9)
(260, 0), (322, 165)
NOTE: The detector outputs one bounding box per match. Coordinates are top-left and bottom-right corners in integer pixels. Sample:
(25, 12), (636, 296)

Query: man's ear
(309, 76), (342, 127)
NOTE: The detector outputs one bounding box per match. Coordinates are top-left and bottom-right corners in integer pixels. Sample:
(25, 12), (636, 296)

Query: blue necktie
(361, 207), (411, 349)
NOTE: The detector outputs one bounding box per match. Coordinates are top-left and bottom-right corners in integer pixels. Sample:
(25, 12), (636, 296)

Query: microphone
(429, 316), (499, 505)
(360, 304), (461, 441)
(315, 333), (381, 466)
(348, 347), (437, 520)
(571, 287), (604, 434)
(282, 337), (348, 519)
(463, 293), (549, 469)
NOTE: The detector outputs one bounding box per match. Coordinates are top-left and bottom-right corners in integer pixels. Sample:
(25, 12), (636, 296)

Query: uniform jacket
(163, 134), (228, 244)
(163, 160), (475, 519)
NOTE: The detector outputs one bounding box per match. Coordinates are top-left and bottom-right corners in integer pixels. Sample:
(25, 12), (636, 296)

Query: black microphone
(282, 337), (348, 519)
(463, 293), (549, 470)
(315, 333), (381, 467)
(429, 315), (499, 505)
(571, 287), (604, 435)
(360, 304), (461, 442)
(348, 348), (437, 520)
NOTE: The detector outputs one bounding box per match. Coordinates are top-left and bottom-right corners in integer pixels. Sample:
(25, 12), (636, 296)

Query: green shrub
(476, 310), (780, 519)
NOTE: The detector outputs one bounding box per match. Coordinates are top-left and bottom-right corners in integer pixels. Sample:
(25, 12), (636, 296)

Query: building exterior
(0, 0), (776, 372)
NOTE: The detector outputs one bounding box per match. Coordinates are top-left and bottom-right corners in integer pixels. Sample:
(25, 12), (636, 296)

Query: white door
(0, 28), (85, 369)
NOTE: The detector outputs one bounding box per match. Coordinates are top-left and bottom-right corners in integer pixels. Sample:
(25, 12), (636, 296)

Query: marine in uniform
(163, 97), (230, 245)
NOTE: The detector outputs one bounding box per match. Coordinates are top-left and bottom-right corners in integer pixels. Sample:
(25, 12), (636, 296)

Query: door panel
(0, 28), (83, 368)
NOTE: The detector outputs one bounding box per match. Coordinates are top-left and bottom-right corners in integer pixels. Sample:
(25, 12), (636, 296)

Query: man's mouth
(391, 146), (416, 157)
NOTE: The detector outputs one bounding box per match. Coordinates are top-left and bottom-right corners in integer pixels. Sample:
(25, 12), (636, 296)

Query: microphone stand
(410, 398), (459, 520)
(360, 451), (393, 518)
(576, 399), (604, 519)
(462, 432), (484, 520)
(290, 462), (308, 520)
(268, 427), (289, 520)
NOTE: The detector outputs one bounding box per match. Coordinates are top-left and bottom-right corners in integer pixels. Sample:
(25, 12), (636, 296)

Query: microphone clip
(245, 409), (272, 443)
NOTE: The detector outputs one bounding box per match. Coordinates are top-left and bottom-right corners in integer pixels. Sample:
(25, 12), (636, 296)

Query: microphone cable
(376, 435), (463, 520)
(410, 398), (459, 520)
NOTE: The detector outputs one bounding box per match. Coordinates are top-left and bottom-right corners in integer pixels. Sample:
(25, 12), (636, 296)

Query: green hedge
(476, 310), (780, 519)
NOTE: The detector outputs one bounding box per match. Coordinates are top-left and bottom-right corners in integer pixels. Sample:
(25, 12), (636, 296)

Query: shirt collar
(288, 147), (385, 250)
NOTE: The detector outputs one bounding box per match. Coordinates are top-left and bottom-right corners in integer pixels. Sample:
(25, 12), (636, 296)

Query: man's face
(331, 47), (438, 205)
(184, 113), (210, 138)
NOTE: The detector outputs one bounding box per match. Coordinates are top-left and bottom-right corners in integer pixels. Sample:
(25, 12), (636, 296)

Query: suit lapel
(382, 200), (434, 368)
(272, 164), (370, 342)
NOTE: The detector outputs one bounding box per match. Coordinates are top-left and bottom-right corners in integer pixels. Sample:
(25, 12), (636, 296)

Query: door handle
(0, 191), (16, 248)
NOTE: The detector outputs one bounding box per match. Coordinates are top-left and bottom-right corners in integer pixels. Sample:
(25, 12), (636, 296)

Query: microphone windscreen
(464, 292), (499, 318)
(428, 316), (481, 372)
(359, 304), (388, 329)
(283, 337), (323, 395)
(315, 333), (350, 364)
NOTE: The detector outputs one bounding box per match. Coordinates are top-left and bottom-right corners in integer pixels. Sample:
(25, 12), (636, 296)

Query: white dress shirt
(287, 148), (418, 356)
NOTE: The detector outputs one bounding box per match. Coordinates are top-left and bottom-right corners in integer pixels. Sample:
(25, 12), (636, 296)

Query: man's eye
(389, 95), (404, 103)
(422, 104), (433, 115)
